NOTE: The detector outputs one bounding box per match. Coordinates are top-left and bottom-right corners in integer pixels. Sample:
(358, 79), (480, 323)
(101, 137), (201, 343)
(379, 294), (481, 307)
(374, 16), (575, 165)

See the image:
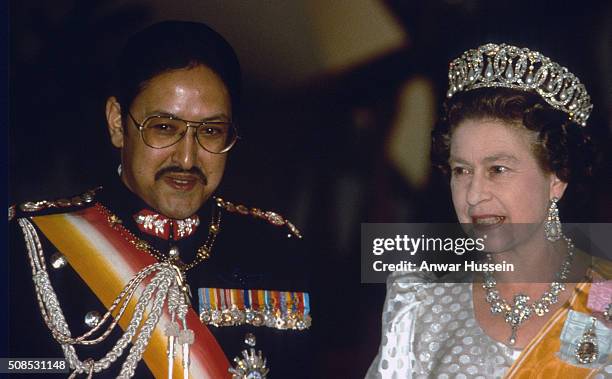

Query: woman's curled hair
(431, 87), (594, 187)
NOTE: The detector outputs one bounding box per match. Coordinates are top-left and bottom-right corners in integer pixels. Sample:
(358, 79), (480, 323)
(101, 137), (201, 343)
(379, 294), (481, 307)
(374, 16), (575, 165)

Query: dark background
(9, 1), (611, 377)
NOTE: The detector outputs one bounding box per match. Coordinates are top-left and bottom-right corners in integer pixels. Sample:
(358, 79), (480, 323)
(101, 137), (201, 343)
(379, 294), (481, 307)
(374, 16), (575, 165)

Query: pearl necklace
(482, 236), (574, 345)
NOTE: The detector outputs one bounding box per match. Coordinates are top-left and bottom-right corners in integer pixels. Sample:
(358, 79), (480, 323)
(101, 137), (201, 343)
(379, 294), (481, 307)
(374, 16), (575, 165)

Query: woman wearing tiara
(366, 43), (611, 378)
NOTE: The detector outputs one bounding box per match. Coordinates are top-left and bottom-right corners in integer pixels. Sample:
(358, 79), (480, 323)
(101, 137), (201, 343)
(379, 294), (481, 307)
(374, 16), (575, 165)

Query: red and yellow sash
(505, 258), (611, 379)
(32, 205), (230, 379)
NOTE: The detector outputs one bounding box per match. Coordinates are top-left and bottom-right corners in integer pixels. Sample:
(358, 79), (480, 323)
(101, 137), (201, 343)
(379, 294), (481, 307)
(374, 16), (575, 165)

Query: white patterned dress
(366, 271), (521, 379)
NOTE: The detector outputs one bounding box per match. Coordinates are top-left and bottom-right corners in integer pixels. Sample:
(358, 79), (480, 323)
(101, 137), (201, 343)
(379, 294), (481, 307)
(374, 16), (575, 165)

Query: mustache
(155, 166), (208, 185)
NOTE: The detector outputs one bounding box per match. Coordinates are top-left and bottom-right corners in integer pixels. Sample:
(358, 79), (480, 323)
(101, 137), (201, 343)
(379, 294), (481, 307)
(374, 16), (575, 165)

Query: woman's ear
(549, 174), (568, 200)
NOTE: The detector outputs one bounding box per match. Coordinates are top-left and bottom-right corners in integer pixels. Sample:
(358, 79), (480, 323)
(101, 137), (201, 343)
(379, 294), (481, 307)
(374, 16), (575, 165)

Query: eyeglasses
(128, 112), (238, 153)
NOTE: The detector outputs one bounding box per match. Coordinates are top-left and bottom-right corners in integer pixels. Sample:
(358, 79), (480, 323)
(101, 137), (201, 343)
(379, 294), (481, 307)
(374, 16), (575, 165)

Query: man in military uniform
(9, 21), (311, 378)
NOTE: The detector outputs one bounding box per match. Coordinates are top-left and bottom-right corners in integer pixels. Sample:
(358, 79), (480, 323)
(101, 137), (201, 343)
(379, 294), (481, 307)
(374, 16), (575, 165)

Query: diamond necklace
(482, 235), (574, 345)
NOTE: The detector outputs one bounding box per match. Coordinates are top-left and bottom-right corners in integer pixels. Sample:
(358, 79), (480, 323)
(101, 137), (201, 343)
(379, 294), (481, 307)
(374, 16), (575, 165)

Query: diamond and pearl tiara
(446, 43), (592, 126)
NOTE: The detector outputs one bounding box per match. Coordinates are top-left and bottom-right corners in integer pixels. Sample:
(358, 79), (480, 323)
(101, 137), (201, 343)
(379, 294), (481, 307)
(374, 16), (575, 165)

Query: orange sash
(505, 259), (611, 378)
(32, 205), (230, 378)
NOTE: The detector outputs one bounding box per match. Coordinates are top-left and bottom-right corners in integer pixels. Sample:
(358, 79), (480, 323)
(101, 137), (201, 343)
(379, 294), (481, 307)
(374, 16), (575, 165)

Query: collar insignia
(133, 209), (200, 240)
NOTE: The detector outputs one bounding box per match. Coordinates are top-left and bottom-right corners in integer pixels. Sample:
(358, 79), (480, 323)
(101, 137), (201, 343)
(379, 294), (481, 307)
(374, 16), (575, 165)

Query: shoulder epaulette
(214, 196), (302, 239)
(8, 204), (16, 221)
(9, 187), (102, 221)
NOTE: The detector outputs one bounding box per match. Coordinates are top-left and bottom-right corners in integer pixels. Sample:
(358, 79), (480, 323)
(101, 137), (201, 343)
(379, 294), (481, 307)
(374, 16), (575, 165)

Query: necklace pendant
(482, 236), (574, 349)
(575, 318), (599, 364)
(508, 326), (518, 345)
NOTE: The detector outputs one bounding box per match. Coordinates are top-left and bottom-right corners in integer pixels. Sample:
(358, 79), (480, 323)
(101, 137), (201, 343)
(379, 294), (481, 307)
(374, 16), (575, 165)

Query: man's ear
(549, 174), (568, 201)
(106, 97), (124, 148)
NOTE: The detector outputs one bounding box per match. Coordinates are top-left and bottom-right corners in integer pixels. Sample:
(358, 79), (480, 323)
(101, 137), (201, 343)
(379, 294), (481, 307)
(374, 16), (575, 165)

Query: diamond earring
(544, 197), (562, 242)
(117, 164), (122, 177)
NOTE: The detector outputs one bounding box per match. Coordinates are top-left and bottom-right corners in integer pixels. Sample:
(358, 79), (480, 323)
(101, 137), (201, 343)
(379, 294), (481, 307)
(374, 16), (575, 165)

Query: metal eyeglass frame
(128, 111), (238, 154)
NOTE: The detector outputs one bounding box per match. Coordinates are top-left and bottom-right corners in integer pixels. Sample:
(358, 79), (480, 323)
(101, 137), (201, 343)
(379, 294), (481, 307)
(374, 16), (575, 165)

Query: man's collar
(98, 175), (212, 245)
(133, 209), (200, 240)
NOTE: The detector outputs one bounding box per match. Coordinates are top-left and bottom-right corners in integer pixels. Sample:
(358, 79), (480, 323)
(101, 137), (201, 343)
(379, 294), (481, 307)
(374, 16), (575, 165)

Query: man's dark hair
(114, 20), (242, 116)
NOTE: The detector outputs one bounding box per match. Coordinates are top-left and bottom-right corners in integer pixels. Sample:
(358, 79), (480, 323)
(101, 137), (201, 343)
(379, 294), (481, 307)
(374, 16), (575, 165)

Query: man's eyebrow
(146, 110), (231, 122)
(200, 113), (231, 122)
(146, 110), (174, 118)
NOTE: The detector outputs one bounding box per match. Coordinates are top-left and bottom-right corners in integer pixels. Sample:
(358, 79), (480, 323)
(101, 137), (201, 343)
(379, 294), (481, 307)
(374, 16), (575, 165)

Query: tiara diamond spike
(447, 43), (593, 126)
